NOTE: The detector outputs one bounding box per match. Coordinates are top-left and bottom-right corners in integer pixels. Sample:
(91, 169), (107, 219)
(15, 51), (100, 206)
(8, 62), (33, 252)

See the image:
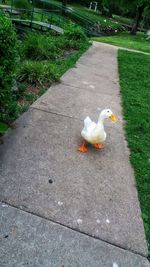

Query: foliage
(0, 6), (90, 126)
(69, 4), (124, 32)
(92, 32), (150, 53)
(113, 14), (133, 26)
(100, 0), (121, 17)
(17, 60), (59, 85)
(0, 11), (19, 123)
(21, 25), (88, 62)
(56, 41), (90, 77)
(0, 122), (9, 133)
(121, 0), (150, 34)
(64, 21), (87, 41)
(13, 0), (31, 10)
(118, 50), (150, 259)
(142, 6), (150, 28)
(21, 33), (62, 61)
(13, 0), (32, 18)
(53, 0), (150, 33)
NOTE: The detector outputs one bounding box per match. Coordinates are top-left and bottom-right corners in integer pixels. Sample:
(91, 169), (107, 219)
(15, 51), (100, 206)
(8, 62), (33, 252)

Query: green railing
(0, 0), (105, 36)
(39, 0), (105, 36)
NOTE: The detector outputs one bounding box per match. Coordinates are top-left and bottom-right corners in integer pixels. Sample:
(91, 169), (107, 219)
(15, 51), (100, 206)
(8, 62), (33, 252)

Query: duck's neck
(98, 114), (105, 127)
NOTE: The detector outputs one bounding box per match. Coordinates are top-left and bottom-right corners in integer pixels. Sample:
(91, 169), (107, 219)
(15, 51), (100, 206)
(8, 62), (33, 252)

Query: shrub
(0, 11), (19, 122)
(13, 0), (31, 19)
(14, 0), (31, 9)
(21, 33), (62, 61)
(17, 60), (60, 85)
(64, 22), (87, 42)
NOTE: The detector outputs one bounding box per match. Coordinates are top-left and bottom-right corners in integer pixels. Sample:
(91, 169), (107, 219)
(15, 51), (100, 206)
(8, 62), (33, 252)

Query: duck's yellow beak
(109, 114), (117, 123)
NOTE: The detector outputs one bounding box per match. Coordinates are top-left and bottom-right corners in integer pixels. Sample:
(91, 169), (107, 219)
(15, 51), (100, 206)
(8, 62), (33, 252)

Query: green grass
(118, 50), (150, 259)
(70, 5), (123, 31)
(41, 0), (123, 31)
(0, 122), (9, 133)
(92, 32), (150, 53)
(1, 0), (126, 32)
(112, 14), (133, 26)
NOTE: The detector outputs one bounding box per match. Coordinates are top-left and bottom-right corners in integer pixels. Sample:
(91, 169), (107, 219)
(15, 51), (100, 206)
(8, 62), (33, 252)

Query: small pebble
(77, 219), (82, 224)
(96, 219), (100, 224)
(58, 201), (63, 206)
(89, 85), (95, 89)
(83, 81), (88, 85)
(113, 263), (119, 267)
(4, 235), (8, 238)
(2, 203), (8, 208)
(106, 219), (110, 224)
(48, 179), (53, 184)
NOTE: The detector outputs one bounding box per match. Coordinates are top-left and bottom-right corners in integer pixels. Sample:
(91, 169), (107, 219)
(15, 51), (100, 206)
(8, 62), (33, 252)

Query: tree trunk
(108, 8), (112, 18)
(130, 4), (145, 35)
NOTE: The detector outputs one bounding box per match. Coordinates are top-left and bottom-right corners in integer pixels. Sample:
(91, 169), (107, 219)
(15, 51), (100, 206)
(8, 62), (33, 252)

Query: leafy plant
(17, 60), (60, 85)
(0, 11), (19, 122)
(21, 33), (62, 61)
(13, 0), (31, 19)
(64, 22), (87, 41)
(14, 0), (31, 10)
(0, 122), (9, 133)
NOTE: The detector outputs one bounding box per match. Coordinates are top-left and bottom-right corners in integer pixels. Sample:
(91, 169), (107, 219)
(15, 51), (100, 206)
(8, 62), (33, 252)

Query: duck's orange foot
(94, 143), (104, 149)
(78, 144), (88, 153)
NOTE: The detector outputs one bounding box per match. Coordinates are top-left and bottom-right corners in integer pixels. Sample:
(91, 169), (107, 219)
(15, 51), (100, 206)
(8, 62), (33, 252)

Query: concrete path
(93, 41), (150, 56)
(0, 42), (149, 266)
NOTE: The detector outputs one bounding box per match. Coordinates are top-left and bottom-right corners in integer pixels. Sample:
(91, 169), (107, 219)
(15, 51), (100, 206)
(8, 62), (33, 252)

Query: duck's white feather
(81, 116), (106, 144)
(83, 116), (96, 130)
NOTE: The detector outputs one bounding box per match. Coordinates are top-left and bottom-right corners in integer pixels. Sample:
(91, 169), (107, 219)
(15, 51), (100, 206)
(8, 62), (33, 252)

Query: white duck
(78, 109), (117, 152)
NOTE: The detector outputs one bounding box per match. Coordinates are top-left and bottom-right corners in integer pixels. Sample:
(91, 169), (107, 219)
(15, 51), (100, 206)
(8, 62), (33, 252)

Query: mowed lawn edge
(118, 50), (150, 259)
(92, 33), (150, 54)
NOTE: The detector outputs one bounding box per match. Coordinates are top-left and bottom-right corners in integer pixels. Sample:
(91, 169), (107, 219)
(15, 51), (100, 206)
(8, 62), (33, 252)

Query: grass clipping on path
(118, 50), (150, 257)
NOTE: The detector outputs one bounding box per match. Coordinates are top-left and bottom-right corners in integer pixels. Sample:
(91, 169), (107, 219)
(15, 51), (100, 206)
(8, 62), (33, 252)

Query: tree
(100, 0), (122, 18)
(123, 0), (150, 35)
(130, 2), (147, 34)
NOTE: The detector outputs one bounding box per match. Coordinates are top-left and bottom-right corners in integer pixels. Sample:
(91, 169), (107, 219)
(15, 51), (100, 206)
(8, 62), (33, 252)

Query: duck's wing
(84, 116), (92, 128)
(83, 116), (97, 132)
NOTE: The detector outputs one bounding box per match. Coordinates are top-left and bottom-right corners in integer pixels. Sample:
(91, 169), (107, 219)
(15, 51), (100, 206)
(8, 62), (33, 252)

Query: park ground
(0, 1), (150, 264)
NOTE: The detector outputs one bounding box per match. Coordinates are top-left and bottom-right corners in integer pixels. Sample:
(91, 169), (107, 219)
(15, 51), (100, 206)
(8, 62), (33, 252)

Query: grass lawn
(70, 4), (123, 31)
(112, 14), (133, 26)
(92, 32), (150, 54)
(40, 0), (123, 31)
(118, 50), (150, 258)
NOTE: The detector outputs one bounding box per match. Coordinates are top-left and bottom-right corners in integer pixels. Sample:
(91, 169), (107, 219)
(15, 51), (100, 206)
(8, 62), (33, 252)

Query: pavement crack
(31, 107), (82, 122)
(0, 200), (147, 259)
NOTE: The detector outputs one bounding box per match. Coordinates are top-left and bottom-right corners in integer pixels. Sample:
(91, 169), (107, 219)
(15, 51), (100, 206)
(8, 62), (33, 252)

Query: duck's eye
(107, 110), (109, 113)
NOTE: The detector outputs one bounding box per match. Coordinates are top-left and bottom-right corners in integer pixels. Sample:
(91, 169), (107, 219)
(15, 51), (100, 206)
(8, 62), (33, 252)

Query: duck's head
(100, 109), (117, 123)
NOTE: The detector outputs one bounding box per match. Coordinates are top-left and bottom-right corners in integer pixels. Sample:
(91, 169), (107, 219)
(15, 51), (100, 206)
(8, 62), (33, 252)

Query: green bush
(14, 0), (31, 10)
(64, 22), (87, 42)
(13, 0), (31, 19)
(22, 33), (62, 61)
(17, 60), (59, 85)
(0, 12), (19, 122)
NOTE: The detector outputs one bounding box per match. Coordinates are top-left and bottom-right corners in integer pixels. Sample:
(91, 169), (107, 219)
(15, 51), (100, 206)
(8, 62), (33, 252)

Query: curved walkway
(95, 41), (150, 56)
(0, 42), (149, 266)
